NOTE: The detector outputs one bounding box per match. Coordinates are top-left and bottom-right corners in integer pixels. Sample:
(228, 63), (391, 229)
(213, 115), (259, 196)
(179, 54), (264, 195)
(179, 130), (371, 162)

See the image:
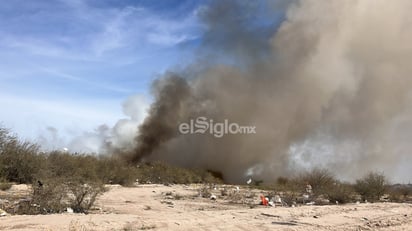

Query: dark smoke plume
(127, 74), (192, 162)
(125, 0), (412, 183)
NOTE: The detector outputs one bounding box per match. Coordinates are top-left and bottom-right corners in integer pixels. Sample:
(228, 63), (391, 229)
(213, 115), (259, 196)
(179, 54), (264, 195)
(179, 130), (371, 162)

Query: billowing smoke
(124, 0), (412, 183)
(37, 94), (148, 154)
(124, 75), (192, 162)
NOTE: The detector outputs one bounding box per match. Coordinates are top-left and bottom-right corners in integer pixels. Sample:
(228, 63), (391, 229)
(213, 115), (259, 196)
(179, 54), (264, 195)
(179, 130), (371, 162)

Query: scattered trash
(273, 195), (282, 204)
(313, 215), (319, 218)
(247, 178), (252, 185)
(66, 207), (74, 213)
(306, 184), (312, 194)
(0, 208), (8, 217)
(361, 217), (368, 221)
(210, 194), (217, 200)
(260, 195), (269, 206)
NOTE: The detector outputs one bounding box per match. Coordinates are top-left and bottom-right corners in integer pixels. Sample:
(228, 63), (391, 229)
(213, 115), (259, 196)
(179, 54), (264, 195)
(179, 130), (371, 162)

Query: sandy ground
(1, 184), (412, 231)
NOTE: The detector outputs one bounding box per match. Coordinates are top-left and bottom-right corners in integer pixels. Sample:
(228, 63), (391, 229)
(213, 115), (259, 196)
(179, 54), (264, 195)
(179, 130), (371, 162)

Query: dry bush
(297, 168), (336, 196)
(135, 162), (222, 184)
(45, 152), (138, 186)
(66, 180), (106, 213)
(198, 184), (212, 198)
(276, 176), (289, 186)
(15, 178), (105, 215)
(1, 126), (222, 188)
(0, 127), (45, 184)
(96, 157), (138, 186)
(15, 178), (67, 214)
(388, 184), (412, 202)
(270, 170), (344, 205)
(355, 172), (387, 202)
(0, 182), (12, 191)
(325, 183), (355, 204)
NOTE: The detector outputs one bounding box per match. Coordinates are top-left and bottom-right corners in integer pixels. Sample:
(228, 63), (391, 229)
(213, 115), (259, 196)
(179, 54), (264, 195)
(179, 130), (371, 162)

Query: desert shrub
(295, 168), (336, 195)
(16, 177), (105, 215)
(135, 162), (222, 184)
(198, 184), (212, 198)
(66, 180), (106, 213)
(45, 151), (100, 181)
(0, 182), (12, 191)
(355, 172), (387, 202)
(96, 157), (138, 186)
(0, 127), (44, 183)
(30, 178), (68, 214)
(325, 182), (355, 204)
(387, 184), (412, 202)
(276, 176), (289, 186)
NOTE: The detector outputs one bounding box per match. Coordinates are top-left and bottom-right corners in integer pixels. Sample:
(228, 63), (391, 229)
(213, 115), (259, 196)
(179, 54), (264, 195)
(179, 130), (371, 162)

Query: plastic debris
(260, 195), (269, 206)
(0, 209), (8, 217)
(246, 178), (252, 185)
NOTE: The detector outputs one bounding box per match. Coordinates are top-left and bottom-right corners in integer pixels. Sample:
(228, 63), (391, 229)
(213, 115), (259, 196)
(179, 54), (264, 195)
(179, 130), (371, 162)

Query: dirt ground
(1, 184), (411, 231)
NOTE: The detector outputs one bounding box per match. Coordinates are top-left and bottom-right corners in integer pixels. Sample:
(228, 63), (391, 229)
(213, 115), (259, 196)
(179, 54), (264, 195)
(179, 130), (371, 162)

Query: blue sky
(0, 0), (206, 142)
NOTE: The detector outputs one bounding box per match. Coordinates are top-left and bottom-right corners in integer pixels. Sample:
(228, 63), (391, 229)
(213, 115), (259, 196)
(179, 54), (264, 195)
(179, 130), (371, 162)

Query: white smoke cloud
(38, 94), (149, 154)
